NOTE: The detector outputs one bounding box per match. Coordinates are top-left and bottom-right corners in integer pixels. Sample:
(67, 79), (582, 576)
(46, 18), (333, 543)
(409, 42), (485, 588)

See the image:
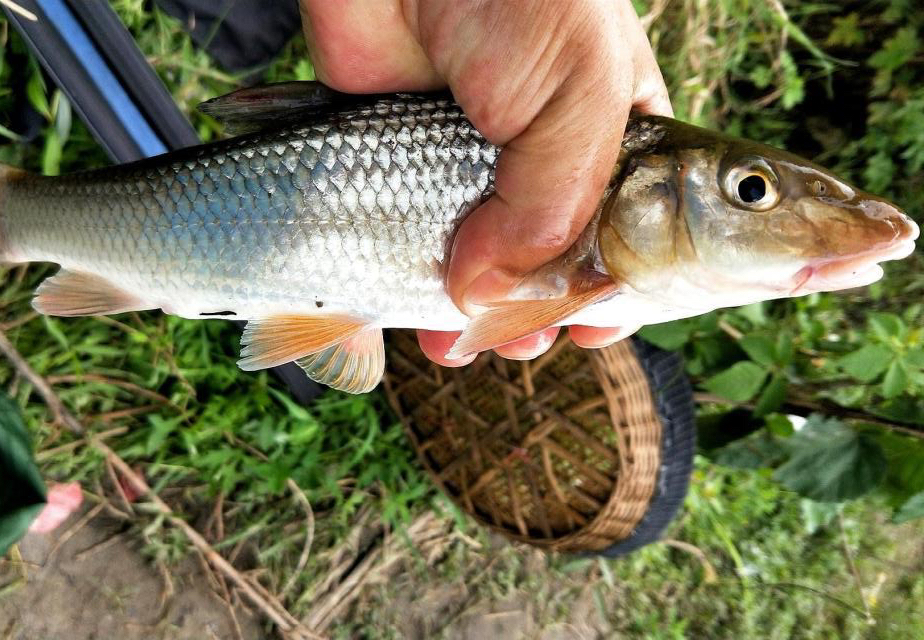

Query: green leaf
(740, 335), (776, 368)
(882, 359), (909, 399)
(780, 52), (805, 109)
(735, 302), (768, 327)
(826, 13), (865, 47)
(874, 431), (924, 503)
(869, 312), (906, 342)
(893, 491), (924, 524)
(702, 361), (768, 403)
(801, 499), (840, 534)
(775, 333), (794, 366)
(25, 67), (50, 119)
(145, 414), (185, 456)
(905, 348), (924, 369)
(41, 129), (63, 177)
(773, 416), (886, 502)
(839, 344), (893, 382)
(749, 65), (774, 90)
(713, 431), (785, 470)
(869, 26), (920, 72)
(765, 414), (794, 438)
(638, 320), (693, 350)
(0, 392), (46, 556)
(754, 375), (788, 417)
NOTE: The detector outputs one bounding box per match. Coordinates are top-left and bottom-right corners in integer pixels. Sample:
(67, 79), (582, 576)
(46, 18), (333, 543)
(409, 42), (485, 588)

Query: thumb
(446, 81), (629, 312)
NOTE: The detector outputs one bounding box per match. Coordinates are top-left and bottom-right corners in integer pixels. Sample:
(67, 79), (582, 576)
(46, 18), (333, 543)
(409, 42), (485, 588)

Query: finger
(569, 325), (639, 348)
(299, 0), (442, 92)
(629, 28), (673, 118)
(416, 329), (476, 367)
(492, 327), (560, 360)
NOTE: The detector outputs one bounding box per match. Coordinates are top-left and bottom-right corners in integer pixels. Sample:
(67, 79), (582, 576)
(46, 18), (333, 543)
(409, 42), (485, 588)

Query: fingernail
(496, 330), (557, 360)
(461, 268), (521, 313)
(443, 351), (477, 366)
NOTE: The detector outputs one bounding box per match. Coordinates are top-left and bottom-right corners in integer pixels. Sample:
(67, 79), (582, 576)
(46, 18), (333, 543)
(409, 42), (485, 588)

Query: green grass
(1, 0), (923, 637)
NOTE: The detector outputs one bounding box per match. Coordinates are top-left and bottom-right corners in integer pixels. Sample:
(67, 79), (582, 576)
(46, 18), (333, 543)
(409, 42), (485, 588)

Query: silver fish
(0, 82), (917, 393)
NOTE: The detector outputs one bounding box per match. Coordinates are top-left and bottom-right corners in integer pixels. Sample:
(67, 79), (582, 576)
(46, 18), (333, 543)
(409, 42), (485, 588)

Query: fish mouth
(791, 214), (919, 295)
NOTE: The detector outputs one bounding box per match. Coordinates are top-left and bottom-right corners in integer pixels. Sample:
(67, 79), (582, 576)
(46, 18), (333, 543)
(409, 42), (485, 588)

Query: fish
(0, 81), (918, 393)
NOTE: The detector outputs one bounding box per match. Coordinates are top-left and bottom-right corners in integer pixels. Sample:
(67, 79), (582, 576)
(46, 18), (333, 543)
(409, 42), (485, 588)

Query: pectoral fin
(32, 270), (154, 316)
(296, 328), (385, 394)
(446, 279), (619, 360)
(238, 314), (367, 371)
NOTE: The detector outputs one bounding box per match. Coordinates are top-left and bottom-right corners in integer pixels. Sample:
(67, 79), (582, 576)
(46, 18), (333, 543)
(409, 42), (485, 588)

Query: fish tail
(0, 163), (28, 263)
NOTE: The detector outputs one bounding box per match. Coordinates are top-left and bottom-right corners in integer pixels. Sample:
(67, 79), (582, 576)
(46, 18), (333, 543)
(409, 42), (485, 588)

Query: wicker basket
(384, 331), (695, 554)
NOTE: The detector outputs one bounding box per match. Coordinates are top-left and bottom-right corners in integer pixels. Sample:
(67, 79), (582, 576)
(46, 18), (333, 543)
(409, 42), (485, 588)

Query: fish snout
(858, 198), (919, 260)
(792, 198), (917, 295)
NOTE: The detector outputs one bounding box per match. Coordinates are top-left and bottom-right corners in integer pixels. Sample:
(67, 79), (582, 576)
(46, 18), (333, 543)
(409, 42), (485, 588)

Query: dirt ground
(0, 507), (262, 640)
(0, 506), (605, 640)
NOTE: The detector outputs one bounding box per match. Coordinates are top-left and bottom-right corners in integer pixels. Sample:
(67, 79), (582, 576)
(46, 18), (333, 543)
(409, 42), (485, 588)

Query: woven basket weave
(384, 330), (694, 553)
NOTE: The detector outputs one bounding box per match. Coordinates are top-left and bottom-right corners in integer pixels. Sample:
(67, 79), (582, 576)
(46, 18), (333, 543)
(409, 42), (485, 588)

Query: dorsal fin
(198, 81), (359, 134)
(198, 81), (455, 135)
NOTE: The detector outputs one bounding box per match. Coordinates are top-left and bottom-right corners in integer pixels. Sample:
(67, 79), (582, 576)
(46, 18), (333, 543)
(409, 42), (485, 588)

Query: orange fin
(32, 270), (153, 316)
(238, 314), (367, 371)
(296, 328), (385, 394)
(446, 280), (619, 360)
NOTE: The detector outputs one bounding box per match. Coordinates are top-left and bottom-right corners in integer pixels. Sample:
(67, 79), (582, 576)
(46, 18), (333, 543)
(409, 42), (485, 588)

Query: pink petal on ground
(28, 482), (83, 534)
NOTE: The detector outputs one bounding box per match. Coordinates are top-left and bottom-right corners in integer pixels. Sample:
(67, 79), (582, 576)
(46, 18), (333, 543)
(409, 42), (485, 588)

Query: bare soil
(0, 507), (262, 640)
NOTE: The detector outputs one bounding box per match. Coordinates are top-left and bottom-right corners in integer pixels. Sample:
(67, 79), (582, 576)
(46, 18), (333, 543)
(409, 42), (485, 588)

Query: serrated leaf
(839, 344), (893, 382)
(754, 375), (788, 417)
(0, 392), (47, 556)
(893, 491), (924, 523)
(874, 431), (924, 503)
(712, 431), (785, 470)
(882, 359), (908, 399)
(773, 416), (886, 502)
(740, 335), (776, 367)
(702, 361), (768, 403)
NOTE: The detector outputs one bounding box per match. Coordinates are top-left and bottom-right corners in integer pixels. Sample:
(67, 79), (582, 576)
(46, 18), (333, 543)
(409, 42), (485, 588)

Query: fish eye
(722, 158), (780, 211)
(738, 175), (767, 203)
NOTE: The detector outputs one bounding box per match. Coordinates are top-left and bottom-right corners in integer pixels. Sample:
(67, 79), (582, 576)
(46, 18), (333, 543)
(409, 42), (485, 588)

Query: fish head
(599, 117), (919, 307)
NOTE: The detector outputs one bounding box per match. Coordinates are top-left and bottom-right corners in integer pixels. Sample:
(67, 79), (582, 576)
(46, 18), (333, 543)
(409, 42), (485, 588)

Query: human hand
(300, 0), (672, 365)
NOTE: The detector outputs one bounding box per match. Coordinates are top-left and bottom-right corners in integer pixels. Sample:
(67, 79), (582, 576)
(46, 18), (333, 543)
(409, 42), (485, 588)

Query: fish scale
(1, 95), (497, 326)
